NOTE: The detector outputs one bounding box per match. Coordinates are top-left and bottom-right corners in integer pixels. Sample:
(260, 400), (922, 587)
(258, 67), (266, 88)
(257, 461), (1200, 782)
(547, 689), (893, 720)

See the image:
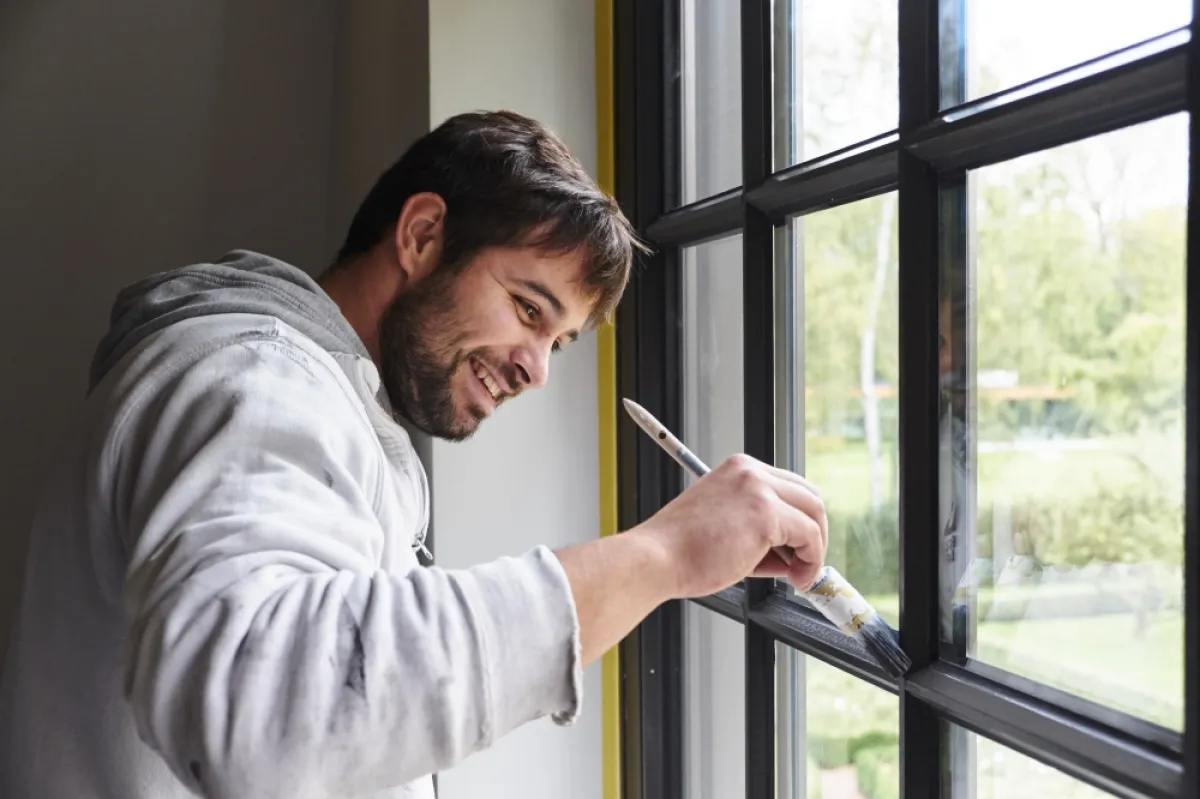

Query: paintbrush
(622, 398), (912, 678)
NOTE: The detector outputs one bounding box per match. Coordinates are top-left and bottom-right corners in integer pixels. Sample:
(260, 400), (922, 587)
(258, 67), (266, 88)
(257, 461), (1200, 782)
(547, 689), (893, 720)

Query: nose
(512, 342), (551, 389)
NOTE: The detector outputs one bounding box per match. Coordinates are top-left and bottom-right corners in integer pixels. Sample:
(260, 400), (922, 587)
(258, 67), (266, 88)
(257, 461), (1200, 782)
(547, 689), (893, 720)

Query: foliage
(853, 744), (900, 799)
(826, 475), (1182, 599)
(973, 479), (1183, 567)
(806, 757), (823, 799)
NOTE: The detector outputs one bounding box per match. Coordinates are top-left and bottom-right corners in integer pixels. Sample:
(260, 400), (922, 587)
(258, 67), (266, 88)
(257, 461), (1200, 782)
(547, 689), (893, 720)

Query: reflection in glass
(945, 724), (1117, 799)
(773, 0), (898, 169)
(682, 235), (745, 473)
(941, 114), (1187, 731)
(684, 605), (744, 799)
(778, 644), (900, 799)
(794, 194), (900, 626)
(940, 0), (1191, 107)
(679, 0), (742, 204)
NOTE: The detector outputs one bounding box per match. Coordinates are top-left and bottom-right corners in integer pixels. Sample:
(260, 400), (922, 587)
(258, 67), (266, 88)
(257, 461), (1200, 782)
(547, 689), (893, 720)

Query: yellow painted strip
(594, 0), (621, 798)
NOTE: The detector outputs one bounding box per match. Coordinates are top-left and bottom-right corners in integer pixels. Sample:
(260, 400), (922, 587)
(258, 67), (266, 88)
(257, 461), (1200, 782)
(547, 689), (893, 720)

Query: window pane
(941, 0), (1191, 107)
(793, 194), (899, 626)
(682, 234), (744, 471)
(945, 724), (1118, 798)
(773, 0), (898, 169)
(941, 114), (1187, 730)
(777, 644), (900, 799)
(678, 0), (741, 205)
(684, 605), (744, 799)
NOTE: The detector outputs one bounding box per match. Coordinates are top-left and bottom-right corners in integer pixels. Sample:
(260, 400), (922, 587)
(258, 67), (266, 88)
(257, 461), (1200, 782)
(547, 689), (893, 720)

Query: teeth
(474, 364), (501, 399)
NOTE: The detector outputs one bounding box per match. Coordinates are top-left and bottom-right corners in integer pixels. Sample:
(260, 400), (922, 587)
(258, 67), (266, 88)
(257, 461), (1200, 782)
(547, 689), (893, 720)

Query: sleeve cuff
(460, 545), (584, 740)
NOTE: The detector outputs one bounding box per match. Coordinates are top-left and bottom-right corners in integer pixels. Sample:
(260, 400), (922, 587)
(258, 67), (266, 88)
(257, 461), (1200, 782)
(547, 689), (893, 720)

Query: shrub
(825, 478), (1182, 601)
(806, 756), (823, 799)
(853, 744), (900, 799)
(808, 731), (899, 770)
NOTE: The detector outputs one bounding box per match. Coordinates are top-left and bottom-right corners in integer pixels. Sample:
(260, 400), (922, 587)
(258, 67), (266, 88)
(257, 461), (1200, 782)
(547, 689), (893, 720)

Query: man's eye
(551, 340), (562, 353)
(518, 298), (539, 320)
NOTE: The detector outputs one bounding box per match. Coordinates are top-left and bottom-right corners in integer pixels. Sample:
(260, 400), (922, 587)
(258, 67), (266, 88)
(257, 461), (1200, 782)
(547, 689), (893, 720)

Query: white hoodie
(0, 251), (583, 798)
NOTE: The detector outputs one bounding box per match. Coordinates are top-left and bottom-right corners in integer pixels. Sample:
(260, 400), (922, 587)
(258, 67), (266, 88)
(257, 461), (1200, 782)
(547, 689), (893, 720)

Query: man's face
(377, 246), (593, 441)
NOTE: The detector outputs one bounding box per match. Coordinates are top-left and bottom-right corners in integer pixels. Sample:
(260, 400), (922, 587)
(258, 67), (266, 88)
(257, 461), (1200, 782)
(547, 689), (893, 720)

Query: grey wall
(0, 0), (430, 652)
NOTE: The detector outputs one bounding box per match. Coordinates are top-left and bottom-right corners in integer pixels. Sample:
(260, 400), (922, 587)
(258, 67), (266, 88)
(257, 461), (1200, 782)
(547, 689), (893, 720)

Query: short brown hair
(337, 110), (645, 326)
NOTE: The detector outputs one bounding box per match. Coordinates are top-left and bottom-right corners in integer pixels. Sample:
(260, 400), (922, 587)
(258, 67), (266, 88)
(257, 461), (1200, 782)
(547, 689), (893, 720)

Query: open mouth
(472, 358), (503, 402)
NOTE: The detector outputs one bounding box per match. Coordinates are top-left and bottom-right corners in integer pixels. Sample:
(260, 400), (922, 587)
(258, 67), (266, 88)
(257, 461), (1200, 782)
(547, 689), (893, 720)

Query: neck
(318, 252), (404, 365)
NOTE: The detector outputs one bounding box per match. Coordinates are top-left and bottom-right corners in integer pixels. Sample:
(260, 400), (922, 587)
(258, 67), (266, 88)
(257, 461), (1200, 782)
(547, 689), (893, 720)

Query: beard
(376, 267), (517, 442)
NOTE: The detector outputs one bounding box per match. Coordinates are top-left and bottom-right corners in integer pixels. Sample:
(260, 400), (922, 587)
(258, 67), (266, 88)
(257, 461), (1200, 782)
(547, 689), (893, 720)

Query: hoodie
(0, 250), (583, 799)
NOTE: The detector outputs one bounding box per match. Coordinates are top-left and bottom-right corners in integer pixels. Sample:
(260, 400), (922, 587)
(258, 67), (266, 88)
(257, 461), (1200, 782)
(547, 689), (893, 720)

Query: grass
(978, 612), (1183, 730)
(807, 434), (1182, 507)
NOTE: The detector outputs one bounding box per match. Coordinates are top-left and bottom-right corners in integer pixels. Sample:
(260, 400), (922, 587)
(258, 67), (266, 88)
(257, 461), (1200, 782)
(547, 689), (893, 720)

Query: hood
(89, 250), (371, 392)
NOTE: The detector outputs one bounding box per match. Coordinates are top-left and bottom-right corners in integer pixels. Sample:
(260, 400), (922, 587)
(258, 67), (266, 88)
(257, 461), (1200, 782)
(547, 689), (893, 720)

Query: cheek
(468, 304), (525, 350)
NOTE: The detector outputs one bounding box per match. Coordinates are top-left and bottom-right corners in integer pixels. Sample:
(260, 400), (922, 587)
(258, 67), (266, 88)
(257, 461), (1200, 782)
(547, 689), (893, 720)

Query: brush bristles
(855, 617), (911, 677)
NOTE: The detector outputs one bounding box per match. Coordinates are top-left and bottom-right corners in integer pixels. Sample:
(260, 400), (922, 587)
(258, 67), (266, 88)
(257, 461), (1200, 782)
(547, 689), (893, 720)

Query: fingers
(788, 556), (823, 591)
(761, 471), (828, 553)
(751, 549), (792, 579)
(773, 500), (826, 589)
(760, 462), (822, 495)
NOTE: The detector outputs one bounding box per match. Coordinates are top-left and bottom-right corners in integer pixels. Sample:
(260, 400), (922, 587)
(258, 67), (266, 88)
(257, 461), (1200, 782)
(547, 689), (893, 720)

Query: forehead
(484, 246), (595, 328)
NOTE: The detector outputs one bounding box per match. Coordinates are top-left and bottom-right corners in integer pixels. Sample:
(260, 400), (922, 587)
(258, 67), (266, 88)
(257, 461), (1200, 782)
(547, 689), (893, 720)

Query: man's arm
(116, 330), (826, 799)
(554, 531), (674, 666)
(118, 334), (592, 798)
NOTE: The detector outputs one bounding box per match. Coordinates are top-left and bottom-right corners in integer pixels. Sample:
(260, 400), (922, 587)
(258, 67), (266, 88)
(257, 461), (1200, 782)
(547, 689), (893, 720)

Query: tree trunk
(861, 195), (896, 510)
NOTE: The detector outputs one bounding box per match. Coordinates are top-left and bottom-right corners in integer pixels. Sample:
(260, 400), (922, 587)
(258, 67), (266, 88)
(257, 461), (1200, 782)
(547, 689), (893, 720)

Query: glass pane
(945, 724), (1118, 798)
(682, 234), (745, 472)
(777, 644), (900, 799)
(941, 0), (1191, 107)
(773, 0), (898, 169)
(678, 0), (742, 205)
(793, 194), (900, 626)
(684, 605), (744, 799)
(941, 114), (1187, 730)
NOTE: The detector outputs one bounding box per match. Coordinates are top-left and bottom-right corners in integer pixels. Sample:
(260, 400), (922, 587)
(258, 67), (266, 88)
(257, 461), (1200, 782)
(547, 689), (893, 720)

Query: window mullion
(741, 1), (776, 799)
(897, 0), (944, 797)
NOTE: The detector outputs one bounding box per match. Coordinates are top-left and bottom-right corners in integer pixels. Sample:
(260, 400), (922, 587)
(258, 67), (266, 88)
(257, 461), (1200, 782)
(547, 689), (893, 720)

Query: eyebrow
(516, 278), (580, 342)
(516, 278), (565, 316)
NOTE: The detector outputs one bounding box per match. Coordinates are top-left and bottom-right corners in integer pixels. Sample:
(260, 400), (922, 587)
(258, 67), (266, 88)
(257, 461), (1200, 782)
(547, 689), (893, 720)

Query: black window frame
(611, 1), (1200, 798)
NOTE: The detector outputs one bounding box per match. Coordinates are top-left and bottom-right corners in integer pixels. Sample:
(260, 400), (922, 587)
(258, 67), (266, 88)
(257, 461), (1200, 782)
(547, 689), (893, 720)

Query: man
(0, 110), (827, 798)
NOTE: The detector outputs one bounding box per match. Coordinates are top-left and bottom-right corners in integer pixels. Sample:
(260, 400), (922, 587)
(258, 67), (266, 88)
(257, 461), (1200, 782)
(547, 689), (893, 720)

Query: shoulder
(98, 313), (385, 504)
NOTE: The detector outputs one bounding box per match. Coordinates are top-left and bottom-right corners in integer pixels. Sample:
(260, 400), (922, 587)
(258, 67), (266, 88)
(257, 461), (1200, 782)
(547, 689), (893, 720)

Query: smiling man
(0, 110), (829, 799)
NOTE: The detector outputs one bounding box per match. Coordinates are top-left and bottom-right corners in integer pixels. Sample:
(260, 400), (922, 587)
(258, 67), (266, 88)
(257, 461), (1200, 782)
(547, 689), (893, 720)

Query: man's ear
(394, 192), (447, 284)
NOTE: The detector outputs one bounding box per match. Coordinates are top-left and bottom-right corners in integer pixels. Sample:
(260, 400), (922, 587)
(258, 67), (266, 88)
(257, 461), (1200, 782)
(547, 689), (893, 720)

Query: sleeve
(112, 332), (583, 799)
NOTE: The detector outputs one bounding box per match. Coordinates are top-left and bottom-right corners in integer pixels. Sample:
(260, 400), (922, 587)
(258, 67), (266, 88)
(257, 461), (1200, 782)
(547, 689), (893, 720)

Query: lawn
(805, 434), (1182, 511)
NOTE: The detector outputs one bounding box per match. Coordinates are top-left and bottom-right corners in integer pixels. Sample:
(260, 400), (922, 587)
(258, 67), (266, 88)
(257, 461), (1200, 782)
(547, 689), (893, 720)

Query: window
(944, 114), (1188, 732)
(612, 1), (1198, 798)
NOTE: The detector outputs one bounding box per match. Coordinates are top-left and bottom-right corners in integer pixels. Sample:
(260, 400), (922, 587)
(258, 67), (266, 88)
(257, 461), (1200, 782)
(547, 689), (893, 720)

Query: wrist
(626, 521), (682, 602)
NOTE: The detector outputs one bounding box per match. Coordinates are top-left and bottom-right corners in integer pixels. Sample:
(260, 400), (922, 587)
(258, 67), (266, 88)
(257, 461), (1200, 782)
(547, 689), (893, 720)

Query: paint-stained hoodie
(0, 250), (583, 799)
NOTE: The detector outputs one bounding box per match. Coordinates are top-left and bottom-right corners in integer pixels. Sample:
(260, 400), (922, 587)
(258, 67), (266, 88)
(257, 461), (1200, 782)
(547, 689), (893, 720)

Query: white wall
(428, 1), (603, 798)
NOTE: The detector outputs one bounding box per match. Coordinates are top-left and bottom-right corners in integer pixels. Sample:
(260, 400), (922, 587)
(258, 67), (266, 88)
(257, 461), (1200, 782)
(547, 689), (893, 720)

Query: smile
(472, 359), (502, 401)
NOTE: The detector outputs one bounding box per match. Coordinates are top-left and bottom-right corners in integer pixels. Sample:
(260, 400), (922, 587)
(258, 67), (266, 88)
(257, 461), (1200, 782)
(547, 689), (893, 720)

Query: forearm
(554, 527), (677, 666)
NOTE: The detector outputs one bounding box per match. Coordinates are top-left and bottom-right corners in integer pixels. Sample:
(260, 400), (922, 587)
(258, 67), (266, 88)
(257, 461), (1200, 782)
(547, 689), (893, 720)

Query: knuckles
(724, 452), (758, 473)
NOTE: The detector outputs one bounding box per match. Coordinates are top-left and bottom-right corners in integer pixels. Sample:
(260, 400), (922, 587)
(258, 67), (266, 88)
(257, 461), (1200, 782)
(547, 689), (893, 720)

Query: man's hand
(556, 453), (827, 666)
(634, 453), (828, 597)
